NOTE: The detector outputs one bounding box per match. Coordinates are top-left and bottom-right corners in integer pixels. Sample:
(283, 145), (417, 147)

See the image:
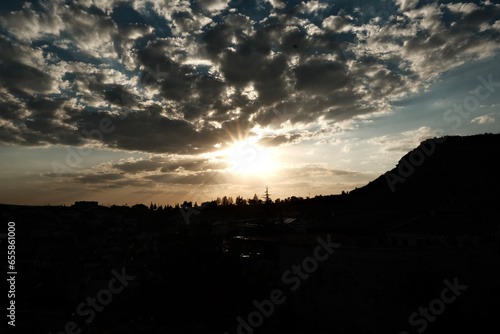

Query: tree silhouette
(264, 186), (272, 204)
(249, 194), (259, 205)
(235, 196), (247, 206)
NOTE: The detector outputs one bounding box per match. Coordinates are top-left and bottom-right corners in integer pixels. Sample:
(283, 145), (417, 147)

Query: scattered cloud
(471, 114), (495, 124)
(369, 126), (437, 152)
(1, 0), (499, 204)
(1, 0), (499, 155)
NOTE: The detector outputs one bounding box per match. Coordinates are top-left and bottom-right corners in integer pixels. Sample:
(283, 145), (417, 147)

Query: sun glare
(225, 138), (276, 175)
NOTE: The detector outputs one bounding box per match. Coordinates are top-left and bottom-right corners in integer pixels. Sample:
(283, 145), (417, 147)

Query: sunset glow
(225, 138), (277, 175)
(0, 0), (498, 206)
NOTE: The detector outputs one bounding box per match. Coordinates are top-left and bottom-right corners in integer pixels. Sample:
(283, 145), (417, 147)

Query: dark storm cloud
(293, 60), (349, 94)
(113, 156), (230, 174)
(202, 13), (254, 59)
(74, 173), (125, 183)
(458, 4), (500, 27)
(0, 40), (55, 95)
(136, 38), (200, 102)
(253, 55), (289, 104)
(78, 107), (220, 154)
(0, 0), (499, 153)
(258, 134), (302, 147)
(103, 85), (139, 106)
(114, 157), (166, 173)
(0, 96), (82, 147)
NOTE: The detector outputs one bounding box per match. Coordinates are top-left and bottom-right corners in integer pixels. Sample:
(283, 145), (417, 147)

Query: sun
(225, 138), (276, 175)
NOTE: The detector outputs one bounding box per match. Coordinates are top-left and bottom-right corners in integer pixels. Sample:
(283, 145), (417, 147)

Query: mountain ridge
(349, 132), (500, 213)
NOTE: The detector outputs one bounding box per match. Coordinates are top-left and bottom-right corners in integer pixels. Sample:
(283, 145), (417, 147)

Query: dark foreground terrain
(2, 134), (500, 334)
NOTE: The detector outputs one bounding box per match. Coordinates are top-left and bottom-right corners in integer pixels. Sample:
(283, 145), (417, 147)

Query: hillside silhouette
(349, 133), (500, 212)
(1, 133), (500, 334)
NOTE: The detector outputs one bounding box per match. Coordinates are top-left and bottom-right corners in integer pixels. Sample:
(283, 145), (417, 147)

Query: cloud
(113, 156), (230, 174)
(369, 126), (438, 153)
(322, 12), (353, 32)
(470, 114), (495, 124)
(196, 0), (230, 13)
(0, 0), (499, 157)
(0, 2), (64, 41)
(296, 0), (329, 15)
(114, 157), (167, 174)
(396, 0), (419, 12)
(257, 134), (301, 147)
(74, 172), (125, 183)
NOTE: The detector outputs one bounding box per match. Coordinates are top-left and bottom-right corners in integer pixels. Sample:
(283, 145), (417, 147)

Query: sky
(0, 0), (499, 206)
